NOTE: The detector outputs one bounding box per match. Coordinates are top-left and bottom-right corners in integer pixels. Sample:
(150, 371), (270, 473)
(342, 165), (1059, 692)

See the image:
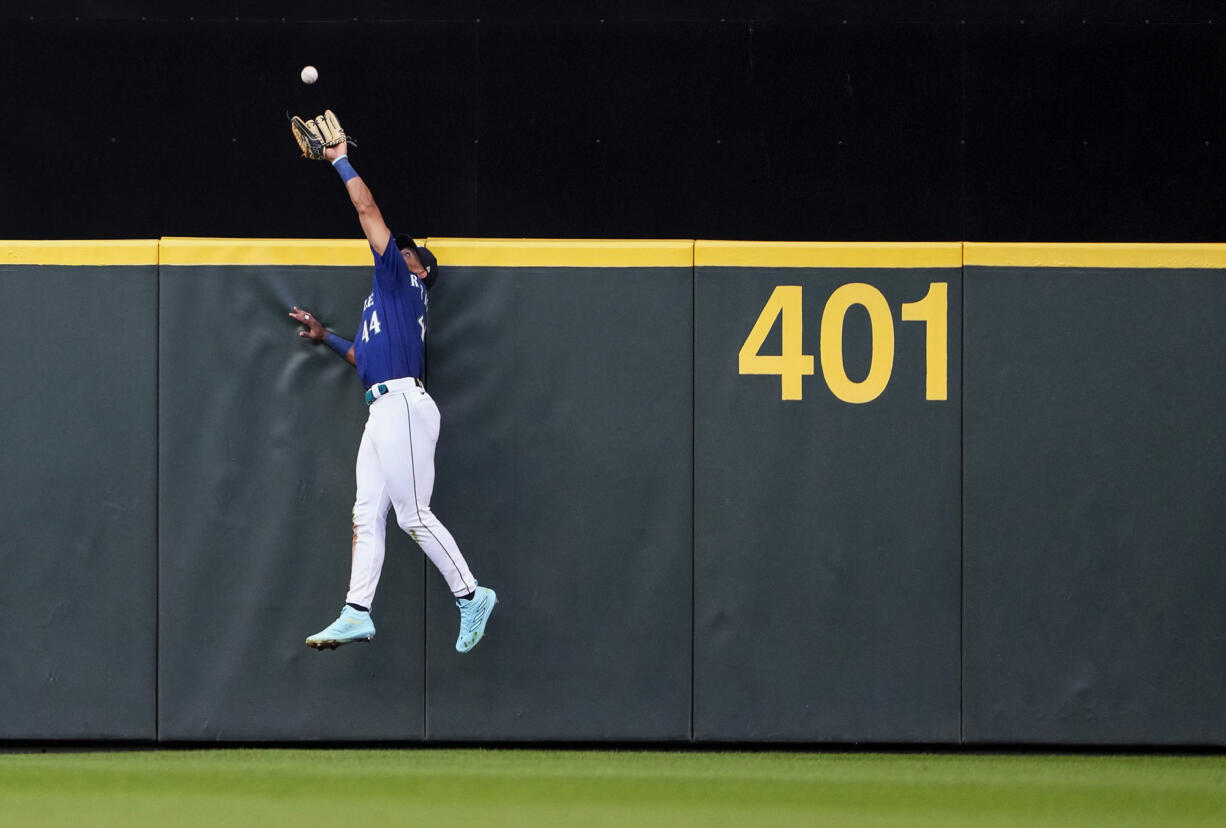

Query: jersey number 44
(361, 310), (426, 343)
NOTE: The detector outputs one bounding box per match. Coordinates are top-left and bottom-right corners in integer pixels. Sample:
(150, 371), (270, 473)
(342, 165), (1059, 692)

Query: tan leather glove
(290, 109), (353, 160)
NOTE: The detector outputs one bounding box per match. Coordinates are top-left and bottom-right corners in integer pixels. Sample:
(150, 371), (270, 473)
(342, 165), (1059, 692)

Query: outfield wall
(694, 243), (964, 742)
(1, 239), (1223, 745)
(0, 242), (159, 739)
(962, 245), (1226, 745)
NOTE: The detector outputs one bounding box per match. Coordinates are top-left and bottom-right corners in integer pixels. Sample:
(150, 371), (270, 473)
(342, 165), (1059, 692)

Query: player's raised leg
(370, 388), (496, 652)
(305, 429), (386, 650)
(347, 428), (393, 609)
(373, 390), (477, 596)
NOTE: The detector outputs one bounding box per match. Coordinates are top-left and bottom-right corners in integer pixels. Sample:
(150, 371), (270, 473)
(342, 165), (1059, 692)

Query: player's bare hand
(324, 141), (348, 162)
(289, 306), (328, 342)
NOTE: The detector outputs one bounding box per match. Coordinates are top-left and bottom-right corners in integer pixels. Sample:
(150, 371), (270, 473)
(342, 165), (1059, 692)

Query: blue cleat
(456, 586), (497, 653)
(305, 606), (376, 650)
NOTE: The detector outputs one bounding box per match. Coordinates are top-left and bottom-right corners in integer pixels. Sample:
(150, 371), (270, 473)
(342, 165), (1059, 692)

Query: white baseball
(300, 65), (319, 85)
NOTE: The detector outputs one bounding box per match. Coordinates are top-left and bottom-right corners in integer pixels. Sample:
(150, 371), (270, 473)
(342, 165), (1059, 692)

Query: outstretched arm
(325, 142), (392, 255)
(289, 306), (356, 367)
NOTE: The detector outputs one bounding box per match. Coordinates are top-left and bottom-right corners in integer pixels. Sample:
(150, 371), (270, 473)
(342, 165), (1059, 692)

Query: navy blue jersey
(352, 234), (428, 389)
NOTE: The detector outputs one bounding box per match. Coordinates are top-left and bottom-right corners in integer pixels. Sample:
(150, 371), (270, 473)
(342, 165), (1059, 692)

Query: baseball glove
(290, 109), (354, 160)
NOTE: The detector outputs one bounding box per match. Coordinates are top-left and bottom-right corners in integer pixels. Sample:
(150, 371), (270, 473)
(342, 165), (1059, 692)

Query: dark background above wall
(2, 2), (1224, 241)
(6, 2), (1226, 24)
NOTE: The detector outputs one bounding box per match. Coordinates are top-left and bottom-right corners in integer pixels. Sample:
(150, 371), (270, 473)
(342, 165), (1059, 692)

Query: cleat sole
(305, 635), (373, 651)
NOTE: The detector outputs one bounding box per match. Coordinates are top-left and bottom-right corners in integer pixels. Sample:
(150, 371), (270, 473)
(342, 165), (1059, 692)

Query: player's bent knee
(352, 501), (385, 532)
(395, 506), (438, 534)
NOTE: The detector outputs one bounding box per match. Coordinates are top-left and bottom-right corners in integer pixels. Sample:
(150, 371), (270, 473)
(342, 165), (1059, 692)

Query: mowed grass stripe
(0, 749), (1223, 827)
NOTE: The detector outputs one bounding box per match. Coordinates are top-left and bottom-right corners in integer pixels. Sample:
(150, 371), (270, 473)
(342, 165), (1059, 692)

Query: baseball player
(287, 110), (496, 653)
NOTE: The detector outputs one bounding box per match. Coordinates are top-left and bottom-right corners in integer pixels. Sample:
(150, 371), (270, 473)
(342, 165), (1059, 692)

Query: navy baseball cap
(394, 233), (438, 290)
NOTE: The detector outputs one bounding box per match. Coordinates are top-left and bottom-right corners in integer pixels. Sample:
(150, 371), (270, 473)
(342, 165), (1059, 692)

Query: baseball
(300, 65), (318, 84)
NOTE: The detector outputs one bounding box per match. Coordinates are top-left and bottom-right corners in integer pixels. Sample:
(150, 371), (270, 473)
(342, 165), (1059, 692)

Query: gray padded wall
(694, 266), (962, 742)
(423, 266), (693, 741)
(157, 264), (427, 741)
(8, 246), (1224, 746)
(0, 263), (157, 739)
(963, 266), (1226, 745)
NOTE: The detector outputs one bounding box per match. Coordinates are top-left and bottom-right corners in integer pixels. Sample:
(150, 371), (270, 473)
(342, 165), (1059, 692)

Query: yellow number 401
(739, 282), (948, 403)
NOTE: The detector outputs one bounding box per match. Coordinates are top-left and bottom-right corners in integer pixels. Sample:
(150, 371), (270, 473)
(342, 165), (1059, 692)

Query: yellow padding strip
(159, 237), (372, 266)
(965, 243), (1226, 269)
(10, 239), (1224, 269)
(1, 240), (159, 266)
(424, 238), (694, 268)
(696, 240), (963, 269)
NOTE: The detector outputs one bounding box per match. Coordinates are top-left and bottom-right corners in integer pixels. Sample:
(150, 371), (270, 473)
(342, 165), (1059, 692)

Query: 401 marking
(739, 282), (947, 403)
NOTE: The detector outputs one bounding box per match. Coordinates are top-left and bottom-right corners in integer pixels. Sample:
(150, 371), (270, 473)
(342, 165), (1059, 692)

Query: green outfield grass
(1, 748), (1224, 826)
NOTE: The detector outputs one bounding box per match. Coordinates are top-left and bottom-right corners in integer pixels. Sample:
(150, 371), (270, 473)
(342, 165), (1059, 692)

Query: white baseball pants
(346, 378), (476, 608)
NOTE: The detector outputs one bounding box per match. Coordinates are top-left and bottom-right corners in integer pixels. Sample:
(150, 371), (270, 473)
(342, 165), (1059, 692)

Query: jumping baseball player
(287, 110), (496, 653)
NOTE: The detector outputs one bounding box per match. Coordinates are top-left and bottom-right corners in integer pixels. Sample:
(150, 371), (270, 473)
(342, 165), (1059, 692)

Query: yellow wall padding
(159, 237), (371, 266)
(695, 241), (964, 269)
(5, 239), (1226, 269)
(423, 238), (695, 268)
(0, 240), (160, 266)
(964, 243), (1226, 269)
